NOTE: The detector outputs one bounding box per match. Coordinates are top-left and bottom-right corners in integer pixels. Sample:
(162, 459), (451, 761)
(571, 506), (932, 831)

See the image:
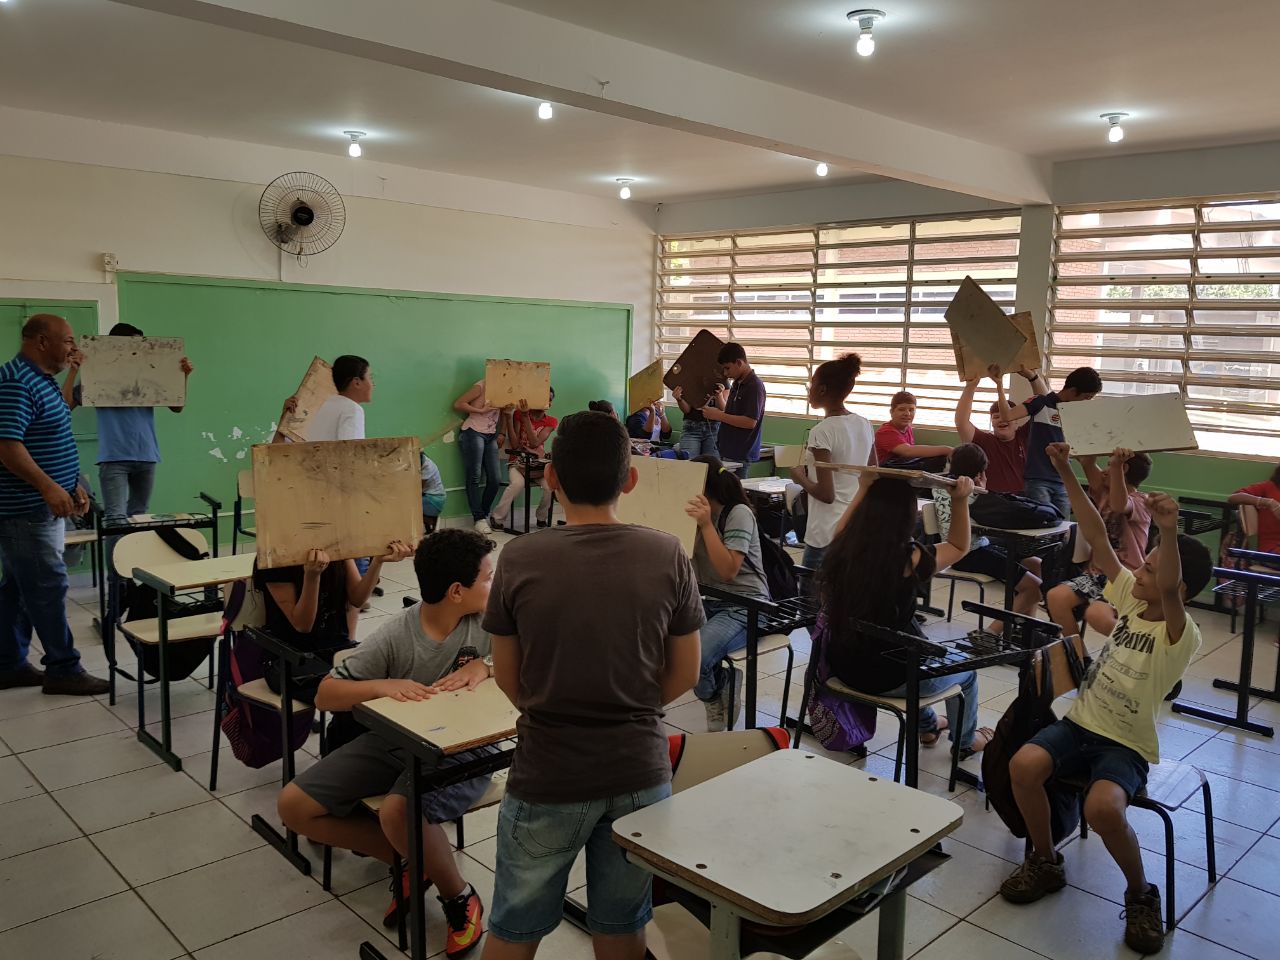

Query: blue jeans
(881, 670), (980, 750)
(1024, 477), (1070, 519)
(802, 544), (827, 570)
(98, 460), (156, 523)
(0, 507), (82, 677)
(457, 428), (501, 521)
(489, 782), (672, 942)
(676, 420), (719, 458)
(695, 599), (750, 701)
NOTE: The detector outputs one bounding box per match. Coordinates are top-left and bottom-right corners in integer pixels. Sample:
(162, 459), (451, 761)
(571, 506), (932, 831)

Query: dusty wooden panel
(773, 444), (808, 469)
(361, 679), (517, 755)
(78, 336), (186, 407)
(661, 329), (725, 409)
(627, 359), (666, 415)
(616, 455), (708, 556)
(1060, 393), (1198, 455)
(485, 359), (551, 408)
(252, 437), (424, 569)
(815, 462), (978, 491)
(954, 311), (1043, 381)
(944, 277), (1028, 374)
(279, 356), (337, 443)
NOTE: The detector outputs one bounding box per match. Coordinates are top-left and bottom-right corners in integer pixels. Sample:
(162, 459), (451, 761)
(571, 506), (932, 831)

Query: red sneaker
(383, 864), (432, 928)
(440, 885), (484, 957)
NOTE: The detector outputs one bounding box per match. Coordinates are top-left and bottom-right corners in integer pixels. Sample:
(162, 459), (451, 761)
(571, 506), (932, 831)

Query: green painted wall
(114, 274), (631, 521)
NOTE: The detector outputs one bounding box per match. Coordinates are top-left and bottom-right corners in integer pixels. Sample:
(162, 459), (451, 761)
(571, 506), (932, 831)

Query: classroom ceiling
(0, 0), (880, 203)
(501, 0), (1280, 160)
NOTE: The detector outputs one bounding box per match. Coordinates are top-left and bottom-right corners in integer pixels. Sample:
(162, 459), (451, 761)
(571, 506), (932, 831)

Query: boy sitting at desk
(1000, 442), (1212, 955)
(480, 410), (704, 960)
(277, 529), (498, 957)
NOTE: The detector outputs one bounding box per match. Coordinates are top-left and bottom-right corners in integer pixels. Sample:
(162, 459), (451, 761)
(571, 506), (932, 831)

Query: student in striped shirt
(0, 315), (109, 695)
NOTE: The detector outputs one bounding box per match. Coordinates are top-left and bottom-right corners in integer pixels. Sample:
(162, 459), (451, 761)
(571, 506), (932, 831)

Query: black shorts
(952, 544), (1009, 581)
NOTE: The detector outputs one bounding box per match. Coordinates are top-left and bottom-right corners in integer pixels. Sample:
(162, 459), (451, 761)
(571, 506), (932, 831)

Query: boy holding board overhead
(700, 342), (765, 478)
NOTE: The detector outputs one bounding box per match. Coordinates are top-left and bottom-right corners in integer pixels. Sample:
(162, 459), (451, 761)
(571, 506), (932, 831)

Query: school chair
(232, 470), (255, 554)
(921, 501), (995, 630)
(722, 635), (795, 732)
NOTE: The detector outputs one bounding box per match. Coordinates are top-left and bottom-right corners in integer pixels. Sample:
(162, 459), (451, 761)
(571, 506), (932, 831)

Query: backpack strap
(157, 526), (209, 561)
(716, 504), (766, 581)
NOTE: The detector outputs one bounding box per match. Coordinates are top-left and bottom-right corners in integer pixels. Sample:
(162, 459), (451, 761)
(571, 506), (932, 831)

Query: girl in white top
(787, 353), (876, 569)
(453, 379), (506, 534)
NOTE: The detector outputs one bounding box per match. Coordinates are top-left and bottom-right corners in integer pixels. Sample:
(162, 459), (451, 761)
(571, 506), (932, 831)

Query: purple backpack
(805, 614), (878, 752)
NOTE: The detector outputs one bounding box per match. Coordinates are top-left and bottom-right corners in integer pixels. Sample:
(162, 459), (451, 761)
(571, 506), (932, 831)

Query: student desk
(612, 749), (962, 960)
(1174, 552), (1280, 737)
(354, 680), (519, 960)
(128, 552), (254, 769)
(971, 520), (1073, 610)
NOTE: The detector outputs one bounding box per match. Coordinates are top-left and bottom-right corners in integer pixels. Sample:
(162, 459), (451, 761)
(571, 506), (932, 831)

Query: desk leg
(904, 661), (921, 790)
(743, 614), (759, 730)
(876, 887), (907, 960)
(708, 901), (743, 960)
(407, 754), (428, 960)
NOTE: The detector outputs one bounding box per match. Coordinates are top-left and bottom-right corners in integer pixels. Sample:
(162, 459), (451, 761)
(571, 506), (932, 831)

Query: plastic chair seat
(823, 677), (963, 711)
(359, 774), (507, 816)
(726, 633), (792, 662)
(938, 570), (997, 585)
(119, 612), (223, 645)
(236, 677), (312, 715)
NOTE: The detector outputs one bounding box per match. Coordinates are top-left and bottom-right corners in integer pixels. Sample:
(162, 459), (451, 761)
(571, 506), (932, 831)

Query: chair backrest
(111, 528), (209, 580)
(1238, 504), (1259, 544)
(332, 646), (357, 668)
(237, 470), (255, 500)
(668, 728), (789, 795)
(920, 500), (940, 538)
(222, 579), (266, 631)
(1072, 530), (1093, 564)
(1032, 634), (1089, 699)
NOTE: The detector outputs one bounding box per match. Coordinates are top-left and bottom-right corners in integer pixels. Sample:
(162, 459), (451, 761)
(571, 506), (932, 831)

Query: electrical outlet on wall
(102, 253), (119, 273)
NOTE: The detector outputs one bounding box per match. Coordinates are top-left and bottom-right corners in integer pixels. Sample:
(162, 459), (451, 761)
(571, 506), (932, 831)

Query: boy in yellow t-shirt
(1000, 442), (1213, 956)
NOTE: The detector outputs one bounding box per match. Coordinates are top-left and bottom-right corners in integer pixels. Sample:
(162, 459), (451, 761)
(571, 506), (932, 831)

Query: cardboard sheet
(1059, 393), (1198, 456)
(616, 455), (709, 556)
(252, 437), (424, 569)
(77, 335), (186, 407)
(662, 330), (725, 410)
(944, 277), (1028, 374)
(279, 356), (338, 443)
(954, 311), (1043, 381)
(485, 359), (551, 408)
(627, 359), (666, 415)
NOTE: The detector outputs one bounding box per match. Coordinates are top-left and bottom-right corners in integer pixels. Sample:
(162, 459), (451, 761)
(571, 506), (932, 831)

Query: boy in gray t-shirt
(279, 530), (497, 954)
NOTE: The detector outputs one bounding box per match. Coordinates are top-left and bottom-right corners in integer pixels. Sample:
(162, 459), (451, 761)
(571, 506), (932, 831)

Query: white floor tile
(0, 699), (127, 752)
(20, 729), (162, 791)
(193, 899), (398, 960)
(0, 890), (185, 960)
(0, 686), (78, 722)
(186, 745), (306, 797)
(1185, 737), (1280, 793)
(54, 761), (212, 834)
(1146, 928), (1255, 960)
(105, 678), (220, 727)
(0, 837), (127, 932)
(1185, 771), (1280, 834)
(0, 793), (82, 860)
(1128, 802), (1258, 875)
(93, 798), (265, 885)
(937, 787), (1029, 866)
(0, 755), (41, 804)
(1181, 877), (1280, 959)
(969, 883), (1138, 959)
(838, 895), (958, 959)
(911, 920), (1046, 960)
(1058, 833), (1216, 924)
(1225, 833), (1280, 895)
(908, 838), (1028, 919)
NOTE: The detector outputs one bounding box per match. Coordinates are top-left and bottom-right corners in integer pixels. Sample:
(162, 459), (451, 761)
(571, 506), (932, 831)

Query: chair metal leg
(1154, 805), (1177, 931)
(792, 678), (812, 748)
(947, 693), (963, 793)
(724, 663), (736, 732)
(456, 815), (466, 851)
(209, 633), (229, 791)
(976, 584), (986, 632)
(778, 646), (795, 724)
(1202, 782), (1218, 883)
(323, 844), (333, 891)
(392, 853), (407, 951)
(892, 711), (905, 784)
(946, 580), (956, 622)
(1079, 791), (1088, 839)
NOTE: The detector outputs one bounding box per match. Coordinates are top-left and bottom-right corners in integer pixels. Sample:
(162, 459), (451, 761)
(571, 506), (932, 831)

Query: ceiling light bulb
(815, 162), (829, 177)
(1100, 113), (1129, 144)
(848, 10), (885, 57)
(538, 101), (554, 120)
(344, 130), (366, 158)
(617, 178), (635, 200)
(348, 141), (362, 158)
(856, 31), (875, 56)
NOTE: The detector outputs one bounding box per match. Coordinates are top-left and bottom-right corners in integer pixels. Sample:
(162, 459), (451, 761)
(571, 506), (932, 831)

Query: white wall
(0, 153), (657, 366)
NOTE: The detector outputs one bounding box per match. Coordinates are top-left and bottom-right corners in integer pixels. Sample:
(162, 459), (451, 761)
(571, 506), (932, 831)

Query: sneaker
(473, 519), (492, 536)
(1122, 884), (1164, 955)
(42, 672), (110, 697)
(999, 851), (1066, 904)
(704, 696), (727, 732)
(383, 864), (432, 928)
(439, 885), (484, 957)
(0, 664), (45, 689)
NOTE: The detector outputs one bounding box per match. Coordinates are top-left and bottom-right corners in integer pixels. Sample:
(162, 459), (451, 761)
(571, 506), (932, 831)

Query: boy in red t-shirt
(875, 390), (950, 468)
(1229, 466), (1280, 554)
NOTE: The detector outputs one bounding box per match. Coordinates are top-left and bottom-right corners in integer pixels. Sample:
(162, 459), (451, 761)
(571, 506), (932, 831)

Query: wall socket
(102, 253), (118, 273)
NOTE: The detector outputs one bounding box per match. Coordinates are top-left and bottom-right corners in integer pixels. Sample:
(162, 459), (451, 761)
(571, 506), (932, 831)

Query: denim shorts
(488, 782), (672, 942)
(1028, 718), (1149, 800)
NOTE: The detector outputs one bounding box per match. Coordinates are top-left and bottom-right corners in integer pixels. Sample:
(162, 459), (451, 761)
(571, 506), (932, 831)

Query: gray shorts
(293, 732), (494, 824)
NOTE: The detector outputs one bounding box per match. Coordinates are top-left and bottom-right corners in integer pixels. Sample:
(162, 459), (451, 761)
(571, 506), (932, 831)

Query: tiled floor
(2, 540), (1279, 959)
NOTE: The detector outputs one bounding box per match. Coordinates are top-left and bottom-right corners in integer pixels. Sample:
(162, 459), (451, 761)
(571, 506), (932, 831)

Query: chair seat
(823, 677), (963, 711)
(726, 634), (792, 662)
(119, 612), (223, 644)
(64, 529), (98, 546)
(360, 773), (507, 816)
(937, 569), (998, 584)
(332, 647), (358, 668)
(235, 677), (312, 714)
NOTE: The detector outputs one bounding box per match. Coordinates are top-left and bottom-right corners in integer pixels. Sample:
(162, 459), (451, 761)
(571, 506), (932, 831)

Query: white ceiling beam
(111, 0), (1051, 205)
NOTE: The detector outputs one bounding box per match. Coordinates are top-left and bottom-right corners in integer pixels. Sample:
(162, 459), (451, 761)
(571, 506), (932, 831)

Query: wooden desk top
(613, 749), (962, 925)
(974, 520), (1074, 539)
(132, 552), (255, 594)
(359, 679), (519, 755)
(742, 477), (790, 495)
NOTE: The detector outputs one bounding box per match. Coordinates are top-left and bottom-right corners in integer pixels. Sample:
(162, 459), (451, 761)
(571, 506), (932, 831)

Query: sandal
(920, 715), (949, 748)
(959, 726), (996, 761)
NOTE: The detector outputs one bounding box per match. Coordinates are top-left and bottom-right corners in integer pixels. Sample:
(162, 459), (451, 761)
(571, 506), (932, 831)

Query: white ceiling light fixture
(344, 130), (366, 157)
(1100, 112), (1129, 143)
(848, 9), (886, 57)
(616, 178), (635, 200)
(537, 101), (554, 120)
(815, 162), (829, 177)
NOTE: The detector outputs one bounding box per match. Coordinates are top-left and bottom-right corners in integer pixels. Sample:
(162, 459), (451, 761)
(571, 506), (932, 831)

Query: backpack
(982, 642), (1086, 845)
(218, 582), (315, 769)
(803, 614), (877, 753)
(970, 491), (1063, 529)
(717, 507), (798, 600)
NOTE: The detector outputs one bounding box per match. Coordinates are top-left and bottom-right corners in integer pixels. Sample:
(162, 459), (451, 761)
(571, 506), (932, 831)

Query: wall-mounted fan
(259, 171), (346, 258)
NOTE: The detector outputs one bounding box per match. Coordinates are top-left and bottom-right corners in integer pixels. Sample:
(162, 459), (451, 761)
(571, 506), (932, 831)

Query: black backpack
(970, 491), (1063, 529)
(717, 508), (798, 600)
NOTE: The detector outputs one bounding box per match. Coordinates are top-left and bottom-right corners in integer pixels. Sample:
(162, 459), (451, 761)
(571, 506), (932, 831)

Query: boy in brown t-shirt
(481, 410), (704, 959)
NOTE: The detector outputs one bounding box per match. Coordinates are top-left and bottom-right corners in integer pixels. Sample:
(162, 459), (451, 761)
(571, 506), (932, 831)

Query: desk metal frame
(972, 522), (1072, 612)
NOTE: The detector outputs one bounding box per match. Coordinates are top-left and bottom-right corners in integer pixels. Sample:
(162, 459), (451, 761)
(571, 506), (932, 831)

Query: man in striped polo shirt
(0, 315), (109, 695)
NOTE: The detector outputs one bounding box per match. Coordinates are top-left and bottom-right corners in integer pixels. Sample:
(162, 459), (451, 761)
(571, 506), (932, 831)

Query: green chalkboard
(115, 274), (632, 518)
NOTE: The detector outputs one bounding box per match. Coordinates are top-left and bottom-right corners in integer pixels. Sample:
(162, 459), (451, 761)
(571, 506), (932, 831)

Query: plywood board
(954, 311), (1043, 381)
(1059, 393), (1198, 456)
(616, 455), (709, 556)
(815, 462), (986, 493)
(78, 336), (186, 407)
(944, 277), (1028, 374)
(485, 359), (551, 408)
(252, 437), (425, 569)
(627, 359), (665, 415)
(662, 329), (725, 409)
(773, 444), (808, 469)
(361, 679), (518, 755)
(279, 356), (337, 443)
